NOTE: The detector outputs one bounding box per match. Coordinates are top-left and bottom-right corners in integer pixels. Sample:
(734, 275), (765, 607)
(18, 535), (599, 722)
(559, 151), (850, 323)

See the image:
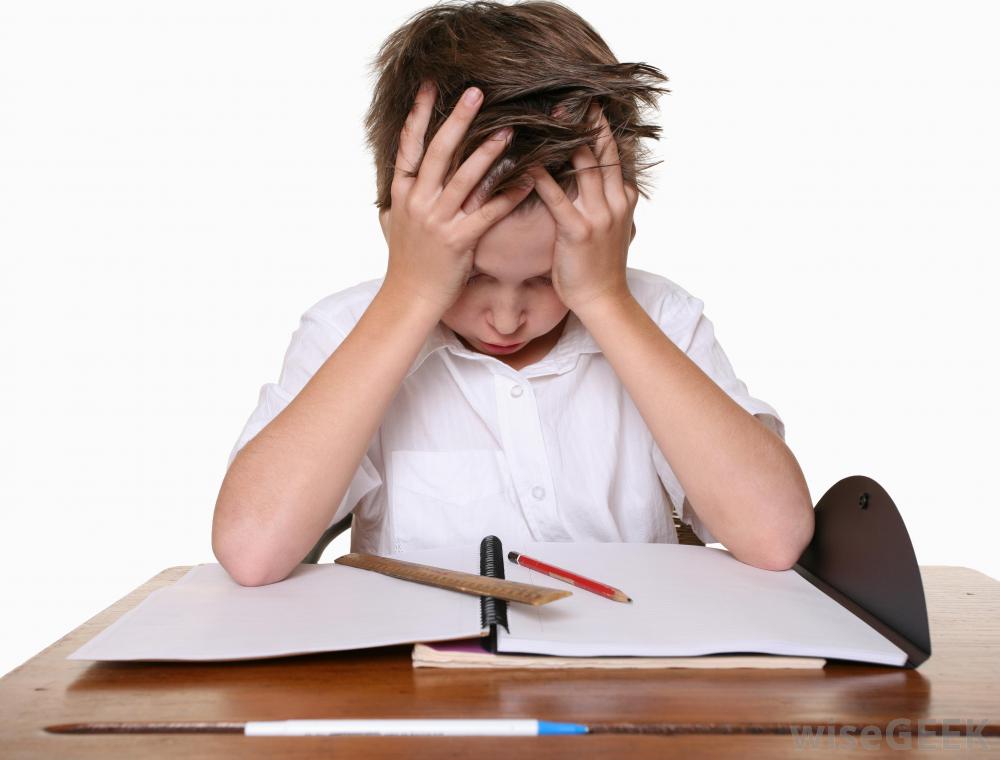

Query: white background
(1, 0), (996, 677)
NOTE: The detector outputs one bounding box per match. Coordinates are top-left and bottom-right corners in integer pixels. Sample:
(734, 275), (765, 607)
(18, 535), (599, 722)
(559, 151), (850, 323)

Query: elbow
(730, 497), (815, 572)
(757, 550), (802, 573)
(234, 569), (285, 588)
(213, 530), (271, 587)
(761, 500), (816, 571)
(222, 561), (272, 588)
(214, 541), (289, 588)
(212, 496), (290, 588)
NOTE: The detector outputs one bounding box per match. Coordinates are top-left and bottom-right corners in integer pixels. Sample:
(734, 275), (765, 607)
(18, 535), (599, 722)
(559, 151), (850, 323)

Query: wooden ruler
(334, 552), (572, 606)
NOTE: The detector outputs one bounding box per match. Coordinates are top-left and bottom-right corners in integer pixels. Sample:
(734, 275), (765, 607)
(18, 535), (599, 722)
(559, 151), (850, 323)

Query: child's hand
(382, 81), (536, 314)
(526, 104), (639, 313)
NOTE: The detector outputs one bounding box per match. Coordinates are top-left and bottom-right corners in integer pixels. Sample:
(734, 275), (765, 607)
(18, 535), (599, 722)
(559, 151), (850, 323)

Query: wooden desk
(3, 565), (999, 758)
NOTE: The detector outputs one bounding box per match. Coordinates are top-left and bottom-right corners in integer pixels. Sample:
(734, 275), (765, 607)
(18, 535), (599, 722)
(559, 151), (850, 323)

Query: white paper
(497, 542), (908, 666)
(68, 550), (484, 661)
(68, 541), (908, 666)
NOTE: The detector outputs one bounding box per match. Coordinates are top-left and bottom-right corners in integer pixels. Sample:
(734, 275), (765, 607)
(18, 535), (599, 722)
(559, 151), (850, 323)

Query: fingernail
(492, 127), (512, 142)
(464, 87), (483, 105)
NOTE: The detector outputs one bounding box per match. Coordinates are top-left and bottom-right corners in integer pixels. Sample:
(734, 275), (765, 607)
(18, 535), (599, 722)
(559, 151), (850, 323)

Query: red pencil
(507, 551), (632, 603)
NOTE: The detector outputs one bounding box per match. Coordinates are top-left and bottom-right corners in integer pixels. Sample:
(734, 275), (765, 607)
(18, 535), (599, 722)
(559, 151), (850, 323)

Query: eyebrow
(471, 265), (552, 279)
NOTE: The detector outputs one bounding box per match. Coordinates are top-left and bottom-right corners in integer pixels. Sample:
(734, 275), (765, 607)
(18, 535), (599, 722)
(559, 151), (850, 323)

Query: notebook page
(68, 555), (483, 662)
(496, 541), (908, 666)
(412, 640), (826, 669)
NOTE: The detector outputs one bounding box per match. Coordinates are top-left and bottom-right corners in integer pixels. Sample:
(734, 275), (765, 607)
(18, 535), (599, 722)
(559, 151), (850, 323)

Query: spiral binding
(479, 535), (510, 653)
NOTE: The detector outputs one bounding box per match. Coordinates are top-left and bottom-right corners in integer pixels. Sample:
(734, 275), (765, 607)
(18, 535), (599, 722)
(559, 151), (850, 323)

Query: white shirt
(227, 267), (785, 555)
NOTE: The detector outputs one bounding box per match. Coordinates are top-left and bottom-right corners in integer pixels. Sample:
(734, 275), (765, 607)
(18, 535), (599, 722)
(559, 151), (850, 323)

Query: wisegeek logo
(789, 719), (991, 751)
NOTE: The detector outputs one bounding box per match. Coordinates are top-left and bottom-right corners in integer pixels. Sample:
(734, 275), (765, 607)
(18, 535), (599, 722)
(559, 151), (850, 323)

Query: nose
(487, 296), (525, 338)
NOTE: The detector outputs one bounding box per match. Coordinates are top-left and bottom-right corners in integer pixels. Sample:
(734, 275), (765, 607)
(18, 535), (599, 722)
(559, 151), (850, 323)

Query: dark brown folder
(793, 475), (931, 667)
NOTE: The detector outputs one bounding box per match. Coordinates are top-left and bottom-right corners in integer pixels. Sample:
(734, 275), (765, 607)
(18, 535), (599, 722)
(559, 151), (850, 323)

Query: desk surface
(2, 564), (999, 758)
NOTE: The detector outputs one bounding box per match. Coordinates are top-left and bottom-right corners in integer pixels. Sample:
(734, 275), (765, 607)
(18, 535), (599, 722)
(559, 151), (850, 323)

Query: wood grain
(2, 564), (998, 758)
(334, 552), (572, 605)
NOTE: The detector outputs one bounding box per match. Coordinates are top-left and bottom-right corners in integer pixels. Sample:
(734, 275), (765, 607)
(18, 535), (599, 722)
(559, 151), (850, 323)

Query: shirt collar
(405, 309), (601, 379)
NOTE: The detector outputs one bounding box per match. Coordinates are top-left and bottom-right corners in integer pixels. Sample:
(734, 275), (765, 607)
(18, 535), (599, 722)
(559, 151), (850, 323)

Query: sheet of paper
(68, 540), (909, 666)
(68, 551), (484, 662)
(412, 640), (826, 669)
(496, 541), (908, 666)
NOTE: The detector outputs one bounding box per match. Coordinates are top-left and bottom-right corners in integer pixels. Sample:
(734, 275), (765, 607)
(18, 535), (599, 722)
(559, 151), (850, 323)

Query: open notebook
(411, 639), (826, 669)
(68, 538), (910, 667)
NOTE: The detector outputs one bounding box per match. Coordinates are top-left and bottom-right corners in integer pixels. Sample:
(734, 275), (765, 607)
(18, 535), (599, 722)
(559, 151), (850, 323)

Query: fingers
(526, 165), (585, 230)
(565, 104), (606, 209)
(457, 175), (536, 241)
(392, 80), (437, 198)
(624, 181), (639, 211)
(437, 126), (513, 217)
(570, 141), (606, 210)
(413, 86), (485, 196)
(589, 104), (626, 202)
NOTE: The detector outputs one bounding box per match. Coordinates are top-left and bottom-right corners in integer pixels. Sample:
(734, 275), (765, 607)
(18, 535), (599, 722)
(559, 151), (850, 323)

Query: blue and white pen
(246, 719), (588, 736)
(47, 719), (590, 736)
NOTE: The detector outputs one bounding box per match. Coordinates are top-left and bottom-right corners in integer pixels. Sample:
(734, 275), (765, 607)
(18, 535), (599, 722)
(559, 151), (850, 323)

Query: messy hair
(364, 0), (670, 215)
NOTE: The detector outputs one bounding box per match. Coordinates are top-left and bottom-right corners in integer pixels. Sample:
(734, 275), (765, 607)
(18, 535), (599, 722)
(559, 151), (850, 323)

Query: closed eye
(465, 274), (553, 286)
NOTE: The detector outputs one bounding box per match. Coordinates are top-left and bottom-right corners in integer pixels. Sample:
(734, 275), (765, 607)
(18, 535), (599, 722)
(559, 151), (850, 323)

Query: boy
(213, 0), (814, 587)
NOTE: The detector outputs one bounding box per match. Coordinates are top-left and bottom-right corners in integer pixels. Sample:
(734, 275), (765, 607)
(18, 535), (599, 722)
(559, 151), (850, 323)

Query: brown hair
(363, 0), (670, 214)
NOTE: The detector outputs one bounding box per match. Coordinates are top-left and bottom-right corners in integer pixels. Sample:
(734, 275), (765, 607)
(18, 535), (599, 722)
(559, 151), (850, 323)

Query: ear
(378, 208), (391, 244)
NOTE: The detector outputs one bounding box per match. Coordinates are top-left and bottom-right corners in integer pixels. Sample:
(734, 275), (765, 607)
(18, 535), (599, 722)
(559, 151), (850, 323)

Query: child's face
(379, 200), (569, 360)
(441, 202), (569, 359)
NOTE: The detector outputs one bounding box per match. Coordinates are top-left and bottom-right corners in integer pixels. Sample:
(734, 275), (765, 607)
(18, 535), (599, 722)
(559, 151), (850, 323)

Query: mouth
(480, 340), (526, 355)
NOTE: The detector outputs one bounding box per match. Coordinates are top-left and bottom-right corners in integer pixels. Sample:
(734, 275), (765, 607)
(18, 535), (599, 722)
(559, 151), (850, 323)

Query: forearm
(212, 280), (441, 586)
(574, 293), (814, 571)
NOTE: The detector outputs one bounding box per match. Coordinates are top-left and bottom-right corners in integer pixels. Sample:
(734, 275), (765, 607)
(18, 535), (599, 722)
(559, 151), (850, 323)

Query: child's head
(364, 0), (669, 357)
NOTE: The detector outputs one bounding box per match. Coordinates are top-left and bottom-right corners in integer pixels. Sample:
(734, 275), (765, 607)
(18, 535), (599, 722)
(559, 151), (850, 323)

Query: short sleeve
(226, 309), (383, 529)
(651, 298), (785, 545)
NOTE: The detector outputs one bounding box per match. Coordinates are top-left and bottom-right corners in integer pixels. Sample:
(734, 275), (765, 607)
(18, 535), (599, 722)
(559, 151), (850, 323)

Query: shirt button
(510, 385), (524, 398)
(531, 486), (545, 500)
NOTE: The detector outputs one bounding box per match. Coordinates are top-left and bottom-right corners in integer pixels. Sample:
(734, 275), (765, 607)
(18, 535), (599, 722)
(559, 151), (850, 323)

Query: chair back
(303, 507), (705, 564)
